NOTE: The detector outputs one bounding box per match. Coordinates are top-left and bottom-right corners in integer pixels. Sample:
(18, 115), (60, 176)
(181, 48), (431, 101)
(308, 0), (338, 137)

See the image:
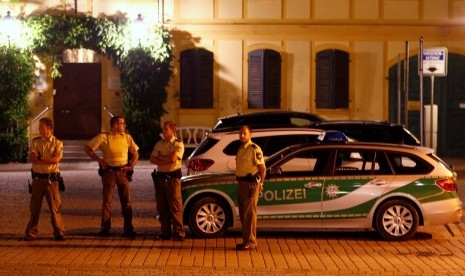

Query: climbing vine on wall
(0, 12), (173, 161)
(0, 45), (35, 163)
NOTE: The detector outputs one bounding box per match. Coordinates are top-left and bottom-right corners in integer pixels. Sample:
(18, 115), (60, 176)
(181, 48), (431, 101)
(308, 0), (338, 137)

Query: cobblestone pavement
(0, 160), (465, 275)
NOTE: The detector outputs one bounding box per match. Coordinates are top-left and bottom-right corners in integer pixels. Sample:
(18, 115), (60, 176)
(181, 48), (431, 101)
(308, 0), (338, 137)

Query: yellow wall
(3, 0), (465, 132)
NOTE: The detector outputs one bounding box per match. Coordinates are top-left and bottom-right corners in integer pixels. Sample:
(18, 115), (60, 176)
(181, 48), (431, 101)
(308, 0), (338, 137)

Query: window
(180, 48), (213, 108)
(222, 134), (319, 157)
(316, 49), (349, 109)
(274, 149), (332, 176)
(386, 152), (433, 175)
(248, 49), (281, 109)
(334, 149), (392, 175)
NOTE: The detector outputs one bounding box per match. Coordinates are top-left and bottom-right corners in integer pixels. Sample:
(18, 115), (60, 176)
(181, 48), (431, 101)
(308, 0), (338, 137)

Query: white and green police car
(181, 142), (462, 241)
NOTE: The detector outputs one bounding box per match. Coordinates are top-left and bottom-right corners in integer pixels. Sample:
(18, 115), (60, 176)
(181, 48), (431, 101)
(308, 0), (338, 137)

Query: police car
(186, 128), (327, 175)
(181, 142), (462, 241)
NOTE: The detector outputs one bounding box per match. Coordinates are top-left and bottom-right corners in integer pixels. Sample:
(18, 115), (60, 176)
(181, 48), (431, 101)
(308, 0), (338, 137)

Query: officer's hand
(29, 150), (39, 162)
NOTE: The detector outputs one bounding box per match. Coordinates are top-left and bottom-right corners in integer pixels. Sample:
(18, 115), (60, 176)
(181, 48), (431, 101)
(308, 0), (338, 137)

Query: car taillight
(188, 159), (215, 173)
(435, 178), (456, 192)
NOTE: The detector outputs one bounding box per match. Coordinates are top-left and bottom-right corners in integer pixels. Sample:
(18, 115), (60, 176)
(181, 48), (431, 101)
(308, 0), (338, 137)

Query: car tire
(188, 196), (230, 238)
(375, 199), (419, 241)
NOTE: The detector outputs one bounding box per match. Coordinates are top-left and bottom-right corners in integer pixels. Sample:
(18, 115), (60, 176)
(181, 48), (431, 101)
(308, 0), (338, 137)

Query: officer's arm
(258, 164), (266, 184)
(128, 150), (139, 168)
(84, 144), (106, 167)
(152, 153), (178, 165)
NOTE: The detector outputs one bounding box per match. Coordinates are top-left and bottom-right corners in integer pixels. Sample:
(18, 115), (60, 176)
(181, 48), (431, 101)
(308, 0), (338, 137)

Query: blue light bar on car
(318, 131), (349, 143)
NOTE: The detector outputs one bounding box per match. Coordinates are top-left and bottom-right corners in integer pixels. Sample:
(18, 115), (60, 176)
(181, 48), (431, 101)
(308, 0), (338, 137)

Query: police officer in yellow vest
(84, 115), (139, 238)
(25, 117), (66, 241)
(150, 121), (185, 241)
(235, 125), (266, 250)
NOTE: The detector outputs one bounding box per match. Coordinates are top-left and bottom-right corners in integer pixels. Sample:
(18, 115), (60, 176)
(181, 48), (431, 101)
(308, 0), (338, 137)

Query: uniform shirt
(236, 140), (265, 177)
(31, 135), (63, 174)
(151, 136), (184, 172)
(86, 131), (139, 167)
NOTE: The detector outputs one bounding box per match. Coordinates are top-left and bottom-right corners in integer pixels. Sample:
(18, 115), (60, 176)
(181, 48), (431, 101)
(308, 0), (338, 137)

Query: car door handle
(370, 180), (388, 186)
(304, 182), (323, 189)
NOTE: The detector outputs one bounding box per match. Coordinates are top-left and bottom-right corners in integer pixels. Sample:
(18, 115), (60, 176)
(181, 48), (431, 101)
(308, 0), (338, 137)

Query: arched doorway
(53, 62), (102, 140)
(388, 53), (465, 157)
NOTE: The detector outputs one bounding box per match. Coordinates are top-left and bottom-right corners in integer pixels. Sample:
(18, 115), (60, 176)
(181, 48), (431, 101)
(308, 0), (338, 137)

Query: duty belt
(236, 173), (260, 182)
(154, 169), (182, 179)
(32, 172), (59, 180)
(106, 165), (124, 171)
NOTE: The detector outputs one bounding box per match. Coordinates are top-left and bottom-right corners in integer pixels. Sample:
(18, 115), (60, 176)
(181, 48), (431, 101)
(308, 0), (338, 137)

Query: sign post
(421, 47), (448, 149)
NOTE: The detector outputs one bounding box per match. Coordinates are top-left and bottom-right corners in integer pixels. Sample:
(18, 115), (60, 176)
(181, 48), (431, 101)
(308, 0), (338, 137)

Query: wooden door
(53, 63), (101, 139)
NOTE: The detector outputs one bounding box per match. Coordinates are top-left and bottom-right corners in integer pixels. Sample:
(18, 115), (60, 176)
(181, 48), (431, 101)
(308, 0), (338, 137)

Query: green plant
(0, 46), (35, 163)
(120, 48), (173, 158)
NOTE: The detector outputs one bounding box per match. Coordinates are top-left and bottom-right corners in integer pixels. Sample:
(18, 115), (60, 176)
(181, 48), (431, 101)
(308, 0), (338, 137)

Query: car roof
(284, 141), (433, 153)
(208, 127), (326, 138)
(212, 111), (324, 132)
(218, 110), (323, 119)
(311, 120), (401, 127)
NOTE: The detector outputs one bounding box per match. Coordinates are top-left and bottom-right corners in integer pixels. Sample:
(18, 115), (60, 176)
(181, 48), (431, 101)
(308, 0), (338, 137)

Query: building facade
(1, 0), (465, 156)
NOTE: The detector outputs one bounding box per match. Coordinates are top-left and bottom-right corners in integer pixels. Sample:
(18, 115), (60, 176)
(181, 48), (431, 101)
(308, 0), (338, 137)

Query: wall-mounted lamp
(1, 11), (21, 47)
(130, 13), (147, 48)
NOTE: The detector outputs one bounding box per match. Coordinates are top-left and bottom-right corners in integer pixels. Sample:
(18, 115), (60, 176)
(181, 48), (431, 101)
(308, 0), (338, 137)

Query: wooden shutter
(180, 48), (214, 108)
(248, 49), (282, 109)
(263, 49), (281, 108)
(180, 49), (196, 108)
(248, 50), (264, 108)
(316, 49), (349, 109)
(333, 50), (349, 108)
(197, 49), (214, 108)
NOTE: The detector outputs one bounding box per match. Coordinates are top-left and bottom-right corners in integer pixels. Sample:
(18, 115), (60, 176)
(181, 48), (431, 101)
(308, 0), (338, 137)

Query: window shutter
(316, 50), (334, 108)
(316, 49), (349, 109)
(180, 48), (214, 108)
(248, 50), (264, 108)
(180, 50), (196, 108)
(263, 50), (281, 108)
(334, 50), (349, 108)
(197, 50), (214, 108)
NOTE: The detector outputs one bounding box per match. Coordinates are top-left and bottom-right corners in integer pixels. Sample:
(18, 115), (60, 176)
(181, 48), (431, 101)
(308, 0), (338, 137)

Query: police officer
(150, 121), (185, 241)
(25, 117), (65, 241)
(235, 125), (266, 250)
(84, 115), (139, 238)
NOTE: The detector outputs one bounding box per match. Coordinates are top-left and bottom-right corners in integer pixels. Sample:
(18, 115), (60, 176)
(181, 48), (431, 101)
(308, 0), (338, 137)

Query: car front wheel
(189, 196), (230, 238)
(375, 199), (419, 241)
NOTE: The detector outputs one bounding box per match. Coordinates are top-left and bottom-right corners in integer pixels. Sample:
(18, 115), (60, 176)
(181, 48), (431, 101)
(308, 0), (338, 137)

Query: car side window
(334, 149), (393, 175)
(264, 135), (314, 156)
(274, 149), (331, 176)
(386, 152), (433, 174)
(223, 140), (242, 156)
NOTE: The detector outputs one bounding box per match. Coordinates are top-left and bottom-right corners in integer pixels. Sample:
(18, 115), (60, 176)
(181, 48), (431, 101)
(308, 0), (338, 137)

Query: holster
(98, 166), (105, 177)
(127, 169), (134, 182)
(58, 176), (65, 192)
(151, 169), (157, 183)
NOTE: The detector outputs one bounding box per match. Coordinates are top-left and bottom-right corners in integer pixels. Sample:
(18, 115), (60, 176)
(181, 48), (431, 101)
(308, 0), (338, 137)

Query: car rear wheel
(189, 196), (230, 238)
(375, 199), (419, 241)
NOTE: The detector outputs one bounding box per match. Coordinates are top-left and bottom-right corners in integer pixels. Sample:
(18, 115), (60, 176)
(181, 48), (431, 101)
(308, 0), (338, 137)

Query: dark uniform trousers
(25, 178), (65, 237)
(237, 180), (260, 248)
(154, 176), (185, 237)
(101, 170), (133, 232)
